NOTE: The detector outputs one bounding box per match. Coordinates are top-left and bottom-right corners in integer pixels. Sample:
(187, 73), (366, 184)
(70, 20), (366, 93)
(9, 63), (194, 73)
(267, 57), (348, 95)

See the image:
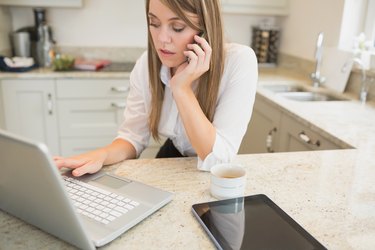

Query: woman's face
(148, 0), (200, 69)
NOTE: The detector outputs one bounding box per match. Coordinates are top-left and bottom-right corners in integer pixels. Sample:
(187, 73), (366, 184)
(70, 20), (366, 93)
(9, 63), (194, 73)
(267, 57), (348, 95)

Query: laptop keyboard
(63, 176), (140, 225)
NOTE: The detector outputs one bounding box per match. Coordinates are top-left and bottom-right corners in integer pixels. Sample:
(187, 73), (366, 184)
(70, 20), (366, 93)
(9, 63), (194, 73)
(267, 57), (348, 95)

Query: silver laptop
(0, 130), (173, 250)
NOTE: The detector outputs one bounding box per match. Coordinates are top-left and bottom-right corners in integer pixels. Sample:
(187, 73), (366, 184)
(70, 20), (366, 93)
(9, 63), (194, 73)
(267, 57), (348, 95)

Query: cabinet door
(222, 0), (289, 15)
(239, 95), (282, 154)
(278, 114), (341, 152)
(1, 79), (59, 154)
(139, 137), (166, 159)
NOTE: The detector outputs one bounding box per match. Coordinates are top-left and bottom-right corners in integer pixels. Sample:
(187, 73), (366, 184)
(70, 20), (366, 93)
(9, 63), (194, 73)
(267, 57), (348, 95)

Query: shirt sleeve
(115, 52), (151, 157)
(197, 45), (258, 171)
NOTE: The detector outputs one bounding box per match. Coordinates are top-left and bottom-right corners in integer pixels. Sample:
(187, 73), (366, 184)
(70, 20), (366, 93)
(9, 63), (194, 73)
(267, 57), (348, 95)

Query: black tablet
(192, 194), (327, 250)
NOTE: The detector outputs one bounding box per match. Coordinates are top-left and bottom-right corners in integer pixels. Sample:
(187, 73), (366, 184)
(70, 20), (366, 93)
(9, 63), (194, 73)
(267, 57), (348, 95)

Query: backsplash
(0, 6), (11, 55)
(55, 46), (146, 63)
(0, 49), (11, 57)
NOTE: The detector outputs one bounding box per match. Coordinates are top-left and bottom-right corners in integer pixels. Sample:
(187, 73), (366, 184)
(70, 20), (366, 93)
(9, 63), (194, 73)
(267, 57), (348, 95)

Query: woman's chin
(159, 57), (185, 68)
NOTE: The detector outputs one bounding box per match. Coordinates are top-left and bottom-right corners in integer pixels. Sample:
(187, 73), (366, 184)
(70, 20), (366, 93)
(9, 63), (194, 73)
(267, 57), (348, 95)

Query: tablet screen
(192, 194), (326, 250)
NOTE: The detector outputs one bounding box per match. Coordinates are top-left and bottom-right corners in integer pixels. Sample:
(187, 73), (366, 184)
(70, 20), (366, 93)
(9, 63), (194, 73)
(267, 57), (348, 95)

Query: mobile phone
(198, 31), (206, 40)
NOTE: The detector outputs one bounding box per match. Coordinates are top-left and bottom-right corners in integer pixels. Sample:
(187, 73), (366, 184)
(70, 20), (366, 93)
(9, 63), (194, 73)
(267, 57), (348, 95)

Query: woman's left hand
(170, 35), (212, 91)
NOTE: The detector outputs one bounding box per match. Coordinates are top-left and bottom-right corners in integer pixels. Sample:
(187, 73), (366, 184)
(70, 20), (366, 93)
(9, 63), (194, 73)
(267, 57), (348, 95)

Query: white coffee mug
(210, 163), (246, 199)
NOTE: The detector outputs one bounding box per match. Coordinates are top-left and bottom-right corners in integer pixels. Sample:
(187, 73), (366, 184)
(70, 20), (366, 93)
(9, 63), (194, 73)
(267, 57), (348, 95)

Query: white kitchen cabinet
(55, 78), (164, 158)
(239, 92), (344, 154)
(0, 79), (59, 154)
(221, 0), (289, 16)
(0, 0), (82, 8)
(278, 113), (342, 152)
(0, 76), (163, 158)
(239, 94), (282, 154)
(139, 137), (166, 159)
(56, 79), (128, 156)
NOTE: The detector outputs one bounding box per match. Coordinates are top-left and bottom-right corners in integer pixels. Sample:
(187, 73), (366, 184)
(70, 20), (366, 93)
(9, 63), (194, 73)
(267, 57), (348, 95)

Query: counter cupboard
(239, 94), (353, 154)
(0, 78), (161, 158)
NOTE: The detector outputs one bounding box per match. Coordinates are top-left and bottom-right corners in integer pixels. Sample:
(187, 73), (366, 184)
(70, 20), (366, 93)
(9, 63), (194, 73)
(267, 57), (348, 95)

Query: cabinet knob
(111, 86), (129, 93)
(47, 93), (53, 115)
(111, 102), (126, 109)
(266, 127), (277, 153)
(298, 131), (320, 147)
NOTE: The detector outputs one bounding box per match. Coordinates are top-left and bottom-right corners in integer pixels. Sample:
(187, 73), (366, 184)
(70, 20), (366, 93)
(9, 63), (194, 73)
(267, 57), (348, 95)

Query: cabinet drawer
(60, 137), (114, 157)
(279, 114), (341, 152)
(58, 99), (125, 136)
(56, 79), (129, 98)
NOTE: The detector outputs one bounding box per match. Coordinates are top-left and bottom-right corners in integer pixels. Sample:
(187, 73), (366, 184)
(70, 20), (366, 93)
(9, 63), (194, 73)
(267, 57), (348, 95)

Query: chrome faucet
(311, 32), (325, 88)
(352, 57), (369, 103)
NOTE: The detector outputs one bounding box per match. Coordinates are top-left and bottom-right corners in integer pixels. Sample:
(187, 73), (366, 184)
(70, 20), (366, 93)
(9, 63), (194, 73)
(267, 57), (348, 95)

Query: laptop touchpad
(94, 174), (130, 189)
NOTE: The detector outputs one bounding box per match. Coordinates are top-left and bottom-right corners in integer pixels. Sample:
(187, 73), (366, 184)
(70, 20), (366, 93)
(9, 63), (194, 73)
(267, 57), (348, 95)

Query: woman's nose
(158, 28), (171, 43)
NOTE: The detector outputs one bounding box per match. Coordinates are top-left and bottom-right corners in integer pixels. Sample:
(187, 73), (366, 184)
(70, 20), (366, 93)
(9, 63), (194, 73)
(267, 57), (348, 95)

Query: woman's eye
(173, 27), (185, 33)
(150, 23), (159, 27)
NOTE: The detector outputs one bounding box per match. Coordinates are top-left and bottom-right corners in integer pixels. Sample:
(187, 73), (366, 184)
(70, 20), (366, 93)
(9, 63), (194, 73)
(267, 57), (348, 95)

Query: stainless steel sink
(277, 91), (349, 102)
(261, 84), (307, 93)
(261, 83), (349, 102)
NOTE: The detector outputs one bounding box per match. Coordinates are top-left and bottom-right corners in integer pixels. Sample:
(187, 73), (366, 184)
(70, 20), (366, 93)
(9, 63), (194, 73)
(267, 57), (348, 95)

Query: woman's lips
(159, 49), (175, 57)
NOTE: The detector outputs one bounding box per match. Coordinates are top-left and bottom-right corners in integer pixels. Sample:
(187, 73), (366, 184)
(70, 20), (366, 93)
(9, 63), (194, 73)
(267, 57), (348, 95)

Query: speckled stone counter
(0, 66), (131, 79)
(1, 150), (374, 249)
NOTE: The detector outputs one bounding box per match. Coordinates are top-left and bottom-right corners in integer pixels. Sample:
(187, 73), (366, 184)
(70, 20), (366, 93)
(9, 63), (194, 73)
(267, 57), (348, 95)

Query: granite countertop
(1, 68), (375, 249)
(1, 151), (374, 249)
(0, 62), (134, 79)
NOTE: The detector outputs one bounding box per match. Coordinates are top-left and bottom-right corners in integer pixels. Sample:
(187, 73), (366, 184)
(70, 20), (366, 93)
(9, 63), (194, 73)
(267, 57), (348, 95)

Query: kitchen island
(1, 149), (374, 249)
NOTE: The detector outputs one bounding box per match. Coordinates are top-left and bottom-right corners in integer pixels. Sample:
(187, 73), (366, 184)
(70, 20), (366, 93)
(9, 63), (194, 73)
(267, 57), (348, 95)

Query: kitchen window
(364, 0), (375, 46)
(339, 0), (375, 51)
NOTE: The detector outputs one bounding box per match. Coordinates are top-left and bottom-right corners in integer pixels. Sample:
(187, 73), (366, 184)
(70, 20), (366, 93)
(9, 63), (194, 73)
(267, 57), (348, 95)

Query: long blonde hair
(146, 0), (225, 140)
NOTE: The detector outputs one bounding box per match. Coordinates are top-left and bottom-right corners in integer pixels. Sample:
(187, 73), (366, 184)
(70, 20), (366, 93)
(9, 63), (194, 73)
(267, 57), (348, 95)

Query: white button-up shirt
(116, 43), (258, 171)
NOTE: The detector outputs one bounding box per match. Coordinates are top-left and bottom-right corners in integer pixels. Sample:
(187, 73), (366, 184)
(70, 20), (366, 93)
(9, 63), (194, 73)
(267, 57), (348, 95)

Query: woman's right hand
(54, 148), (108, 177)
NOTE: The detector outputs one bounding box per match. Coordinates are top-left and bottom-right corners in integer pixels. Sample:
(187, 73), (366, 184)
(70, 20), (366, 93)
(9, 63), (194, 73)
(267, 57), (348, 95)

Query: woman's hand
(54, 149), (108, 177)
(170, 35), (212, 91)
(54, 139), (136, 177)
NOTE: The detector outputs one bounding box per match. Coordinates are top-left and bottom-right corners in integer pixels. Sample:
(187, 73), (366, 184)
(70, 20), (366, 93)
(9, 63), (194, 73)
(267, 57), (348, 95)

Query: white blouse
(116, 43), (258, 171)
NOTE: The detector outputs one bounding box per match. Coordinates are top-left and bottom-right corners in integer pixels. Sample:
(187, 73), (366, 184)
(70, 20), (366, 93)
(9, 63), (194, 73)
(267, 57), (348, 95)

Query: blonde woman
(54, 0), (258, 176)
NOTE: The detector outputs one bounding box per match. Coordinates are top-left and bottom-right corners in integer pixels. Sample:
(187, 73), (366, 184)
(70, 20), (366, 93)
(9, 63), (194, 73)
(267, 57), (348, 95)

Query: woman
(54, 0), (258, 176)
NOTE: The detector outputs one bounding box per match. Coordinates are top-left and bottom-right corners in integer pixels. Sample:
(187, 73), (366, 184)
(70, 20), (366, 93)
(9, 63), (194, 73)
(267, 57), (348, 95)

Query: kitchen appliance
(34, 8), (55, 67)
(36, 23), (55, 67)
(10, 31), (31, 57)
(15, 8), (56, 67)
(251, 24), (281, 66)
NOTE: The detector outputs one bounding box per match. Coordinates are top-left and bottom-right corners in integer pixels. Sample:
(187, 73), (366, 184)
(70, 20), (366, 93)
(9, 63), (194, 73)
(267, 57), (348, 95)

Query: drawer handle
(47, 93), (53, 115)
(298, 131), (320, 147)
(111, 102), (126, 109)
(111, 86), (129, 92)
(266, 127), (277, 153)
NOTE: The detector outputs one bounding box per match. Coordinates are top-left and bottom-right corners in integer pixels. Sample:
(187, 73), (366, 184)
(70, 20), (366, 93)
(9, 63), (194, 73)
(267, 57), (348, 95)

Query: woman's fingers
(71, 162), (101, 177)
(54, 157), (86, 169)
(194, 35), (211, 68)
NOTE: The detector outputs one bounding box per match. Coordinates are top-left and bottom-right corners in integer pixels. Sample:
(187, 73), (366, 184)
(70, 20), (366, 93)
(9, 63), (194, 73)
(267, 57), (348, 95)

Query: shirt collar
(160, 64), (171, 88)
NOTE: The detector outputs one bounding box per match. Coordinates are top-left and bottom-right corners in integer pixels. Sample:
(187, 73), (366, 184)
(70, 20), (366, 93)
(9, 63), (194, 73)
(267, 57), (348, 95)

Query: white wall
(8, 0), (277, 49)
(7, 0), (348, 62)
(279, 0), (345, 61)
(9, 0), (147, 47)
(0, 6), (11, 53)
